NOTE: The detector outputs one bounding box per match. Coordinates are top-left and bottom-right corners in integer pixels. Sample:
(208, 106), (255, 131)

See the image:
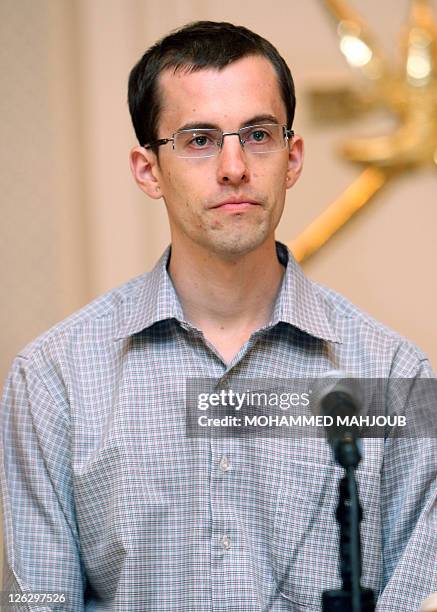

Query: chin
(206, 231), (269, 259)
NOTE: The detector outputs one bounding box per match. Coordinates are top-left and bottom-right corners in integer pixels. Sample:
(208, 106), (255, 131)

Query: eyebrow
(177, 114), (281, 132)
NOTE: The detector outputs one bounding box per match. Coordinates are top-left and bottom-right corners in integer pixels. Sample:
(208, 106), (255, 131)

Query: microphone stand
(322, 433), (375, 612)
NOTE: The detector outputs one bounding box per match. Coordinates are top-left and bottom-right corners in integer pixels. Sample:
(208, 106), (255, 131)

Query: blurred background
(1, 0), (436, 585)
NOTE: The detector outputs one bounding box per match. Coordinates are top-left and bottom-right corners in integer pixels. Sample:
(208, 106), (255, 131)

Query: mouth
(211, 198), (260, 212)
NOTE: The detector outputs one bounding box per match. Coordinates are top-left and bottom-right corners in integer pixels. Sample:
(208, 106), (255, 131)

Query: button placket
(219, 534), (232, 550)
(219, 455), (231, 473)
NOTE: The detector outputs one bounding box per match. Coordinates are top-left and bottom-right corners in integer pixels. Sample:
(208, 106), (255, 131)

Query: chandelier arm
(289, 167), (389, 263)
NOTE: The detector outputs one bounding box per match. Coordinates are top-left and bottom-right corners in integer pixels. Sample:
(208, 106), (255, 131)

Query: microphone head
(311, 371), (370, 468)
(312, 370), (363, 419)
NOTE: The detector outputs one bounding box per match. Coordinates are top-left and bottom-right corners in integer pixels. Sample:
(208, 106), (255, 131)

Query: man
(1, 21), (436, 611)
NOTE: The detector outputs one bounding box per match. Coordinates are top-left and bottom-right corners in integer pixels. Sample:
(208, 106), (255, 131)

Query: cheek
(254, 157), (288, 183)
(163, 168), (177, 190)
(161, 170), (190, 207)
(163, 164), (207, 195)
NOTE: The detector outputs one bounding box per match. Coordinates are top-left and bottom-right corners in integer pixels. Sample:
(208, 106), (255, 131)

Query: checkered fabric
(1, 243), (436, 611)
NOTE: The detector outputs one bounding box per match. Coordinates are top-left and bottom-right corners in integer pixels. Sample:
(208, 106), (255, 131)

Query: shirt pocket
(270, 458), (382, 609)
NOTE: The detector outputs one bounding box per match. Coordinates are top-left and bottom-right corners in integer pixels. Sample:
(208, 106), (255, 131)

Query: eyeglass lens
(174, 124), (287, 158)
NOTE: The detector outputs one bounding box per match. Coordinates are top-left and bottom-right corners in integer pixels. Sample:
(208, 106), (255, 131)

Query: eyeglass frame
(144, 123), (295, 157)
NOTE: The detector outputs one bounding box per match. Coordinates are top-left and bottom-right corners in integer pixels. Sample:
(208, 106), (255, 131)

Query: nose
(216, 133), (250, 186)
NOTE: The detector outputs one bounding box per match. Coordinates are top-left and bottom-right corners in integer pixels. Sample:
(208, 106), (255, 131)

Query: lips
(211, 198), (260, 211)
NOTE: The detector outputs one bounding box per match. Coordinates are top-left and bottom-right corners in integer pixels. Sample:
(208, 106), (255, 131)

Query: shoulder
(15, 271), (150, 365)
(312, 281), (433, 376)
(2, 270), (158, 414)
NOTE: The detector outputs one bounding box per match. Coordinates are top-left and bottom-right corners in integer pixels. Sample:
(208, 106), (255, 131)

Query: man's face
(132, 55), (303, 259)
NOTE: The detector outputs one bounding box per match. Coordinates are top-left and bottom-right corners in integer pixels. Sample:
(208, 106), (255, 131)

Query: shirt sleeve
(376, 354), (437, 611)
(1, 355), (86, 611)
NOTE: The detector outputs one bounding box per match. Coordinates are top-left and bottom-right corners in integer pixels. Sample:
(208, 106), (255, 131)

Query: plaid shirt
(1, 243), (436, 611)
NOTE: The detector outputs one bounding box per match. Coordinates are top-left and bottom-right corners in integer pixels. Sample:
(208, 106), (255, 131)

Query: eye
(251, 129), (268, 142)
(189, 133), (214, 148)
(246, 127), (272, 144)
(192, 135), (208, 147)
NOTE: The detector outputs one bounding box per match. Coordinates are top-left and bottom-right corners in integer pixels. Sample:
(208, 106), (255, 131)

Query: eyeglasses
(144, 123), (294, 158)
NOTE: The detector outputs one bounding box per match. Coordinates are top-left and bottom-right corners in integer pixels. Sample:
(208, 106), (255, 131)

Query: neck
(168, 238), (285, 334)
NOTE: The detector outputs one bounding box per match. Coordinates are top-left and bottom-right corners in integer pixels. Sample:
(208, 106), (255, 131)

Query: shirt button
(220, 534), (231, 550)
(219, 456), (230, 473)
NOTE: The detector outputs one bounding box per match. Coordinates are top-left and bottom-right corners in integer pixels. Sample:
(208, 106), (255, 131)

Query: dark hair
(128, 21), (296, 149)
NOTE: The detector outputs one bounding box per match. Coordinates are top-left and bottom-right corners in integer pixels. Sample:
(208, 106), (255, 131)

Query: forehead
(157, 55), (286, 131)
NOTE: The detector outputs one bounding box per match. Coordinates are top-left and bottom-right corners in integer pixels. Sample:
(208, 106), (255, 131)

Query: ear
(285, 134), (304, 190)
(129, 146), (162, 200)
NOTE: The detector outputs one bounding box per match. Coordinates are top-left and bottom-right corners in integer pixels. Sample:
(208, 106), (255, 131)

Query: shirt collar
(116, 246), (184, 339)
(271, 242), (341, 343)
(116, 242), (341, 344)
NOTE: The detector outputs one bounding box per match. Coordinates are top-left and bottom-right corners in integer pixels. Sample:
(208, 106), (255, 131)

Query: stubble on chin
(200, 216), (271, 259)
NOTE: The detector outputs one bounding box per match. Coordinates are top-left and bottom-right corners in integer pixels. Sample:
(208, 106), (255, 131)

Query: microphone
(314, 372), (376, 611)
(312, 371), (364, 467)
